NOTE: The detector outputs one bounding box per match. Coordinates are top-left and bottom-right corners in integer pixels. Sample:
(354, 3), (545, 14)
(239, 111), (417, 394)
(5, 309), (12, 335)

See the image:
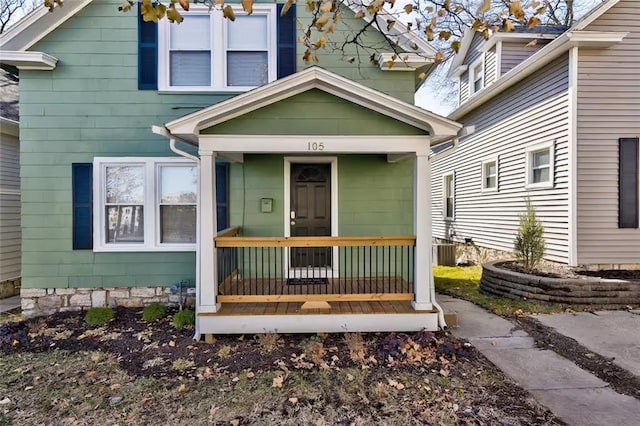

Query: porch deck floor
(219, 277), (412, 297)
(200, 300), (434, 316)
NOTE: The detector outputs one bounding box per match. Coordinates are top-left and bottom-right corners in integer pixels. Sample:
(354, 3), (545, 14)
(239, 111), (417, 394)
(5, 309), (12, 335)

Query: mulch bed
(1, 307), (562, 425)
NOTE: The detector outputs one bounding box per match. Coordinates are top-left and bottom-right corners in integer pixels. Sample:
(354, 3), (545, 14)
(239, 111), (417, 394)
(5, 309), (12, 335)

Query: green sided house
(0, 0), (462, 336)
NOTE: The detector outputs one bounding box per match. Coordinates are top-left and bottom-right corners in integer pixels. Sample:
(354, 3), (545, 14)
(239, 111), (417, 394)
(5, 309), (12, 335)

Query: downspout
(151, 125), (202, 340)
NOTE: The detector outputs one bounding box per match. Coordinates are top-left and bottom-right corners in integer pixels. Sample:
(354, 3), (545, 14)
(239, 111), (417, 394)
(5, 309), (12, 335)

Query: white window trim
(469, 57), (484, 95)
(481, 156), (499, 192)
(93, 157), (198, 252)
(525, 141), (555, 190)
(442, 172), (455, 220)
(157, 4), (277, 93)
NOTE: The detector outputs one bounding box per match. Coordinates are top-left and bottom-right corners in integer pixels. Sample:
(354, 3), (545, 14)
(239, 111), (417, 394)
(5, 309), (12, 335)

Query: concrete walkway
(0, 295), (21, 314)
(438, 295), (640, 426)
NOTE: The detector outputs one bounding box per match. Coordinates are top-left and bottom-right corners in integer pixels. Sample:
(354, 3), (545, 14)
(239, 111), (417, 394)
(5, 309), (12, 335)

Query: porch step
(199, 301), (437, 316)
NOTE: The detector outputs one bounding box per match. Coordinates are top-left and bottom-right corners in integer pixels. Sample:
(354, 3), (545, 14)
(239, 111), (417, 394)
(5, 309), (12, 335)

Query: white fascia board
(565, 31), (628, 47)
(377, 52), (433, 71)
(447, 28), (476, 77)
(449, 65), (468, 78)
(0, 0), (94, 51)
(166, 67), (462, 143)
(478, 32), (559, 52)
(573, 0), (621, 31)
(0, 117), (19, 137)
(343, 1), (436, 57)
(0, 50), (58, 69)
(448, 30), (628, 121)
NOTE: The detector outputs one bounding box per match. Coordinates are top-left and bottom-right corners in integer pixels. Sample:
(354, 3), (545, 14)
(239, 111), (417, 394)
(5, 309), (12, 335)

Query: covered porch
(159, 67), (462, 335)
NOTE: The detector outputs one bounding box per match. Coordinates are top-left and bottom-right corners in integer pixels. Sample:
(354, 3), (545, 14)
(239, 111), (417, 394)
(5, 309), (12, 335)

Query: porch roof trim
(163, 67), (462, 145)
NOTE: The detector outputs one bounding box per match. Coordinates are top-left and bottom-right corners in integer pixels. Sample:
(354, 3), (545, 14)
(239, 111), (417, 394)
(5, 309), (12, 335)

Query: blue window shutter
(277, 3), (296, 79)
(138, 3), (158, 90)
(216, 163), (229, 231)
(72, 163), (93, 249)
(619, 137), (639, 228)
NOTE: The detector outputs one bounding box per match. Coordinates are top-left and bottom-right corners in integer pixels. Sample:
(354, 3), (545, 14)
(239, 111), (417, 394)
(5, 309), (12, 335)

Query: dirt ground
(0, 307), (561, 425)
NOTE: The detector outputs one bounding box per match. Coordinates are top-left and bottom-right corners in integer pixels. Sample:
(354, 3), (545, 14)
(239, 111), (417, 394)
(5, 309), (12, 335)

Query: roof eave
(0, 117), (19, 137)
(0, 50), (59, 70)
(165, 67), (462, 145)
(448, 30), (629, 121)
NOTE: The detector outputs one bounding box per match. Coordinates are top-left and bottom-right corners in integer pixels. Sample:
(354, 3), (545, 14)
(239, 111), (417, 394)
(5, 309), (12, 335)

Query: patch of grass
(433, 266), (588, 316)
(84, 307), (115, 326)
(142, 303), (167, 323)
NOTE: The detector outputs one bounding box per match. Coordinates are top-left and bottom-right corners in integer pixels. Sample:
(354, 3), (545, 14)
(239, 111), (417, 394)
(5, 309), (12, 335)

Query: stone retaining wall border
(480, 261), (640, 308)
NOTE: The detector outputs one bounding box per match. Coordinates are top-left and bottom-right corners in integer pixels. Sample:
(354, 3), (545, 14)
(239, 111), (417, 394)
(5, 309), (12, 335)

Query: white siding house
(434, 0), (639, 268)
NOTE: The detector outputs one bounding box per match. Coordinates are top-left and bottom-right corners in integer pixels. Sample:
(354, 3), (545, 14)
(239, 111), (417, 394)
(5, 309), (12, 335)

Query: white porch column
(412, 152), (434, 311)
(198, 148), (220, 313)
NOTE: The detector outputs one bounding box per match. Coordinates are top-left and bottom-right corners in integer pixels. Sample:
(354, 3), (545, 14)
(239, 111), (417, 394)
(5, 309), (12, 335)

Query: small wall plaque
(260, 198), (273, 213)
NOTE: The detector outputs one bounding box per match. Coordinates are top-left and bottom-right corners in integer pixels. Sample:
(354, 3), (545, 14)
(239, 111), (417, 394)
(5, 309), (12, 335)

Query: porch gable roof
(163, 67), (462, 145)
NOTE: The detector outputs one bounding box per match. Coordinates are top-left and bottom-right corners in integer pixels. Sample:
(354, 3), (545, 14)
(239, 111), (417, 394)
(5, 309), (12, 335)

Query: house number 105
(307, 142), (325, 151)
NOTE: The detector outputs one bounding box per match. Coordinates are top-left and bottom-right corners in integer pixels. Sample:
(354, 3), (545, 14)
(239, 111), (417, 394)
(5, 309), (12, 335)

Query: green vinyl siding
(202, 89), (427, 136)
(20, 0), (420, 289)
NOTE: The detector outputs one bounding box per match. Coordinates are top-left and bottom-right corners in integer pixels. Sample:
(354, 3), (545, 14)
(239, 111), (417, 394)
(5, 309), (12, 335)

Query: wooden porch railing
(215, 230), (416, 303)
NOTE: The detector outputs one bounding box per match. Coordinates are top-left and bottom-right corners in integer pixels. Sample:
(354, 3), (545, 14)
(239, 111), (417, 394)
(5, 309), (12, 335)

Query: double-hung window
(481, 158), (498, 191)
(470, 59), (484, 94)
(159, 4), (277, 92)
(525, 142), (555, 189)
(443, 173), (455, 219)
(94, 158), (197, 251)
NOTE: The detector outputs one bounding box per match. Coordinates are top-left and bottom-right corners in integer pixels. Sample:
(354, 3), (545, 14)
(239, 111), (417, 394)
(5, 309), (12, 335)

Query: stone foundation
(481, 261), (640, 308)
(0, 277), (21, 299)
(20, 286), (193, 319)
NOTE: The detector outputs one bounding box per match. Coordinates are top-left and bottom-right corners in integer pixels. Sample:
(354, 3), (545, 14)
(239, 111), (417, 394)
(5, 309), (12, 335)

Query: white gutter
(151, 125), (202, 340)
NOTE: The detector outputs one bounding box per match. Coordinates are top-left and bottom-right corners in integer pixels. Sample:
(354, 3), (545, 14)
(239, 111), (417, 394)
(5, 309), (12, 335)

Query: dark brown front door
(290, 163), (331, 268)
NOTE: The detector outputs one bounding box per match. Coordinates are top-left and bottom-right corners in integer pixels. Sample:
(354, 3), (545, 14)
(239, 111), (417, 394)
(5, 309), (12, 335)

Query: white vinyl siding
(484, 46), (498, 87)
(500, 40), (549, 75)
(0, 133), (21, 282)
(433, 54), (570, 263)
(576, 0), (640, 265)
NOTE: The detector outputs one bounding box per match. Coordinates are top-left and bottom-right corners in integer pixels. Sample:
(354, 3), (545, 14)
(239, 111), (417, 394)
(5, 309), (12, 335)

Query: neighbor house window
(525, 142), (555, 189)
(481, 158), (498, 191)
(443, 173), (455, 219)
(94, 158), (197, 251)
(158, 4), (276, 92)
(470, 58), (484, 94)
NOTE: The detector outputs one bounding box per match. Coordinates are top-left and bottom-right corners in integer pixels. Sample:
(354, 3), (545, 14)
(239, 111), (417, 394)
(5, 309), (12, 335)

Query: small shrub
(217, 344), (233, 360)
(514, 199), (546, 273)
(254, 333), (282, 353)
(173, 309), (195, 330)
(142, 302), (167, 322)
(85, 307), (115, 326)
(343, 333), (367, 362)
(302, 337), (326, 365)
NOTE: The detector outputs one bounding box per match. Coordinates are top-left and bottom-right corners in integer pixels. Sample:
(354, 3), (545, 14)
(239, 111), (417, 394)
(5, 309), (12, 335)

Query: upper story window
(158, 4), (277, 92)
(94, 157), (197, 251)
(481, 157), (498, 191)
(443, 172), (455, 219)
(469, 58), (484, 94)
(525, 141), (555, 189)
